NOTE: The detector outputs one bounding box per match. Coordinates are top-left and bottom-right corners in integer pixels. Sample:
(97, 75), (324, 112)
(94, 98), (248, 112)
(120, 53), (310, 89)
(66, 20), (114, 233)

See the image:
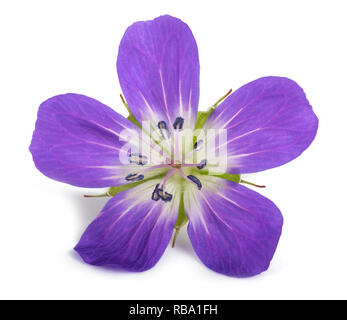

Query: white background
(1, 0), (346, 300)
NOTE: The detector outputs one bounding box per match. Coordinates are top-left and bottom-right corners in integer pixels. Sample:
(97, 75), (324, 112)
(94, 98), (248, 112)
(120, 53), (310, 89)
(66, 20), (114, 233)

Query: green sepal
(194, 110), (213, 131)
(192, 110), (213, 147)
(108, 180), (145, 197)
(193, 89), (232, 147)
(194, 89), (232, 130)
(193, 107), (221, 147)
(212, 172), (241, 183)
(127, 114), (141, 128)
(121, 93), (142, 128)
(172, 189), (188, 248)
(194, 168), (241, 183)
(174, 190), (188, 228)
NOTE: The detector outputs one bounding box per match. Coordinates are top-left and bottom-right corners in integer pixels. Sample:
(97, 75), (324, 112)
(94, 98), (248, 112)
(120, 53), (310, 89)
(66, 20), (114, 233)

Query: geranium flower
(29, 15), (318, 277)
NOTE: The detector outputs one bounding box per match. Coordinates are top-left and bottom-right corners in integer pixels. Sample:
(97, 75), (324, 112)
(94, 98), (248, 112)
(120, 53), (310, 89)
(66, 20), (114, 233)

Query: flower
(29, 15), (318, 277)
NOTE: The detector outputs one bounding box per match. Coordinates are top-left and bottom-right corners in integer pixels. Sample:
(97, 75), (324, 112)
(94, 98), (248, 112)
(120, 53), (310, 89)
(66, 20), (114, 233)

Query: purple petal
(29, 93), (142, 188)
(75, 179), (179, 271)
(117, 15), (200, 129)
(184, 177), (283, 277)
(205, 77), (318, 174)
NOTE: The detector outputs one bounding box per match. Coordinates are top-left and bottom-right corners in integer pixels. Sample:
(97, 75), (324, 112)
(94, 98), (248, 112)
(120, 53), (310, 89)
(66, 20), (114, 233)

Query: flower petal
(30, 93), (151, 188)
(117, 15), (200, 129)
(184, 176), (283, 277)
(204, 77), (318, 174)
(75, 178), (179, 271)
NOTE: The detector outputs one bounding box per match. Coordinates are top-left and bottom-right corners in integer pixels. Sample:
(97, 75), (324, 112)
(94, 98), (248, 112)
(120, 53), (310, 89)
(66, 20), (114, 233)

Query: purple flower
(29, 15), (318, 277)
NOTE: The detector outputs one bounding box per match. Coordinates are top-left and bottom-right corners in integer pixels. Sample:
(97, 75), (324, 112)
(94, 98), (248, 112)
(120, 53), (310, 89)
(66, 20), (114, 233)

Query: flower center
(125, 116), (207, 202)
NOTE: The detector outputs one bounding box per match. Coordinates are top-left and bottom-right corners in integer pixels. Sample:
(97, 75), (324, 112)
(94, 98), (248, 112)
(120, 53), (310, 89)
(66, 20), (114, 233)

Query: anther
(158, 121), (171, 139)
(125, 173), (144, 182)
(197, 159), (207, 170)
(151, 184), (173, 202)
(187, 175), (202, 190)
(194, 139), (203, 150)
(157, 187), (173, 202)
(128, 153), (148, 165)
(152, 184), (160, 201)
(173, 117), (184, 130)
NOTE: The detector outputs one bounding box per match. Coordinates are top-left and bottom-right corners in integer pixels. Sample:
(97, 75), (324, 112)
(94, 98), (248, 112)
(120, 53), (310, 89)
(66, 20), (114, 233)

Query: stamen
(181, 159), (207, 170)
(151, 184), (160, 201)
(183, 139), (204, 163)
(173, 117), (184, 130)
(160, 168), (176, 191)
(158, 121), (171, 139)
(157, 187), (173, 202)
(178, 168), (199, 189)
(194, 139), (203, 150)
(153, 168), (176, 202)
(151, 184), (173, 202)
(126, 164), (171, 189)
(128, 153), (148, 165)
(125, 173), (144, 182)
(197, 159), (207, 170)
(187, 175), (202, 190)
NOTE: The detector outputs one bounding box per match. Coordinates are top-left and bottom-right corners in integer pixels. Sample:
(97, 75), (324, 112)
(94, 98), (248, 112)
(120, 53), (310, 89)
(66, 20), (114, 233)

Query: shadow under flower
(66, 191), (130, 273)
(169, 225), (200, 263)
(68, 249), (133, 274)
(68, 189), (109, 235)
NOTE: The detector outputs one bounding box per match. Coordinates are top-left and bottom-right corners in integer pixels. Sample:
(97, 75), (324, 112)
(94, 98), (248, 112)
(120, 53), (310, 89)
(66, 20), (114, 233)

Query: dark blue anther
(187, 175), (202, 190)
(128, 153), (148, 165)
(157, 187), (173, 202)
(151, 184), (172, 202)
(125, 173), (144, 182)
(197, 159), (207, 170)
(194, 139), (203, 150)
(173, 117), (184, 130)
(151, 184), (160, 201)
(158, 121), (171, 139)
